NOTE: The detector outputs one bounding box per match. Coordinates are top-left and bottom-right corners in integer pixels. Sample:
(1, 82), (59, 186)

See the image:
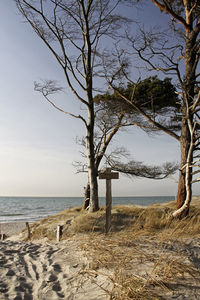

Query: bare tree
(15, 0), (132, 212)
(107, 0), (200, 217)
(74, 109), (128, 209)
(74, 95), (178, 209)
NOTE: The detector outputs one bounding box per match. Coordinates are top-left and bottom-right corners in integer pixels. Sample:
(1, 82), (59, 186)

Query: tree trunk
(176, 26), (196, 214)
(173, 114), (194, 218)
(86, 108), (99, 212)
(176, 118), (189, 210)
(176, 105), (193, 217)
(87, 149), (99, 212)
(82, 183), (90, 210)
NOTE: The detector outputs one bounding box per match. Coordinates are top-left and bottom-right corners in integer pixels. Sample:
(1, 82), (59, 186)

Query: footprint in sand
(0, 281), (8, 294)
(6, 269), (15, 276)
(0, 240), (108, 300)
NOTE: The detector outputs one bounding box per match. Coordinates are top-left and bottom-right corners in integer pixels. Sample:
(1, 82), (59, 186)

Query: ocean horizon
(0, 196), (175, 223)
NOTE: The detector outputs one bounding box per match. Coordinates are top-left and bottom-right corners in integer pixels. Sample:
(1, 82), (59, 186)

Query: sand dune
(0, 239), (109, 300)
(1, 199), (200, 300)
(1, 236), (200, 299)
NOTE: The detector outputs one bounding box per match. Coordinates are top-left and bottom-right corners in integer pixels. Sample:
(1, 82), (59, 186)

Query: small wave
(34, 206), (48, 211)
(22, 206), (45, 211)
(0, 213), (24, 217)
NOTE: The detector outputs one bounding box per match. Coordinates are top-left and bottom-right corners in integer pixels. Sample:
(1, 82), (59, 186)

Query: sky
(0, 1), (198, 198)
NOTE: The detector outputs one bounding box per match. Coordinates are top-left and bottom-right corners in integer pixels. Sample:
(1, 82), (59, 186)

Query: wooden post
(99, 168), (119, 233)
(26, 222), (31, 240)
(57, 225), (63, 242)
(0, 224), (4, 240)
(106, 176), (112, 233)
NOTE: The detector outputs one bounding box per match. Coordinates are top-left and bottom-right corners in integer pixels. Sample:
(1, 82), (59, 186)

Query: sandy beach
(0, 222), (27, 237)
(0, 225), (109, 300)
(1, 232), (200, 300)
(1, 200), (200, 300)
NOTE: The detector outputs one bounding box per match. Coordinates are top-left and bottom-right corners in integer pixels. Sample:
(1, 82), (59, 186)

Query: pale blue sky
(0, 1), (198, 197)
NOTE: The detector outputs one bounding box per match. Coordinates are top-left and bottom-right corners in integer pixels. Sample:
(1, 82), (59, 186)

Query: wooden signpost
(99, 168), (119, 233)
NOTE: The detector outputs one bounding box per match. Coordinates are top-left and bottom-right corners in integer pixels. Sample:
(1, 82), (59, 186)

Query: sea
(0, 196), (175, 223)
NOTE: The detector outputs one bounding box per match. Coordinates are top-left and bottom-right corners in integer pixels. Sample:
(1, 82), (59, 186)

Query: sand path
(0, 239), (108, 300)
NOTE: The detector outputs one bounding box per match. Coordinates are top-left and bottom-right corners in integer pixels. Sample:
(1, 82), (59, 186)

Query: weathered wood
(57, 225), (63, 242)
(105, 178), (112, 233)
(99, 168), (119, 234)
(0, 224), (4, 240)
(99, 172), (119, 180)
(26, 222), (31, 239)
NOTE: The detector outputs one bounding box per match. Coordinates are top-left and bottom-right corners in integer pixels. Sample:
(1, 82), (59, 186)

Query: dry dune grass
(28, 207), (82, 240)
(26, 197), (200, 241)
(22, 198), (200, 299)
(67, 202), (200, 240)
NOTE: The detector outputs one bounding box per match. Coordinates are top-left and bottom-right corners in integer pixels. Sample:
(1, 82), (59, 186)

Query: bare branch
(108, 159), (178, 179)
(34, 80), (87, 126)
(192, 177), (200, 184)
(151, 0), (190, 32)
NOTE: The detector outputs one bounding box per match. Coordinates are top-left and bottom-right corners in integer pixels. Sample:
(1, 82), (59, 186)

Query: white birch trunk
(173, 114), (195, 218)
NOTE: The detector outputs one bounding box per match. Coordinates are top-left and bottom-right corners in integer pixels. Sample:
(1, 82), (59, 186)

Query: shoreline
(1, 196), (200, 237)
(0, 221), (27, 236)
